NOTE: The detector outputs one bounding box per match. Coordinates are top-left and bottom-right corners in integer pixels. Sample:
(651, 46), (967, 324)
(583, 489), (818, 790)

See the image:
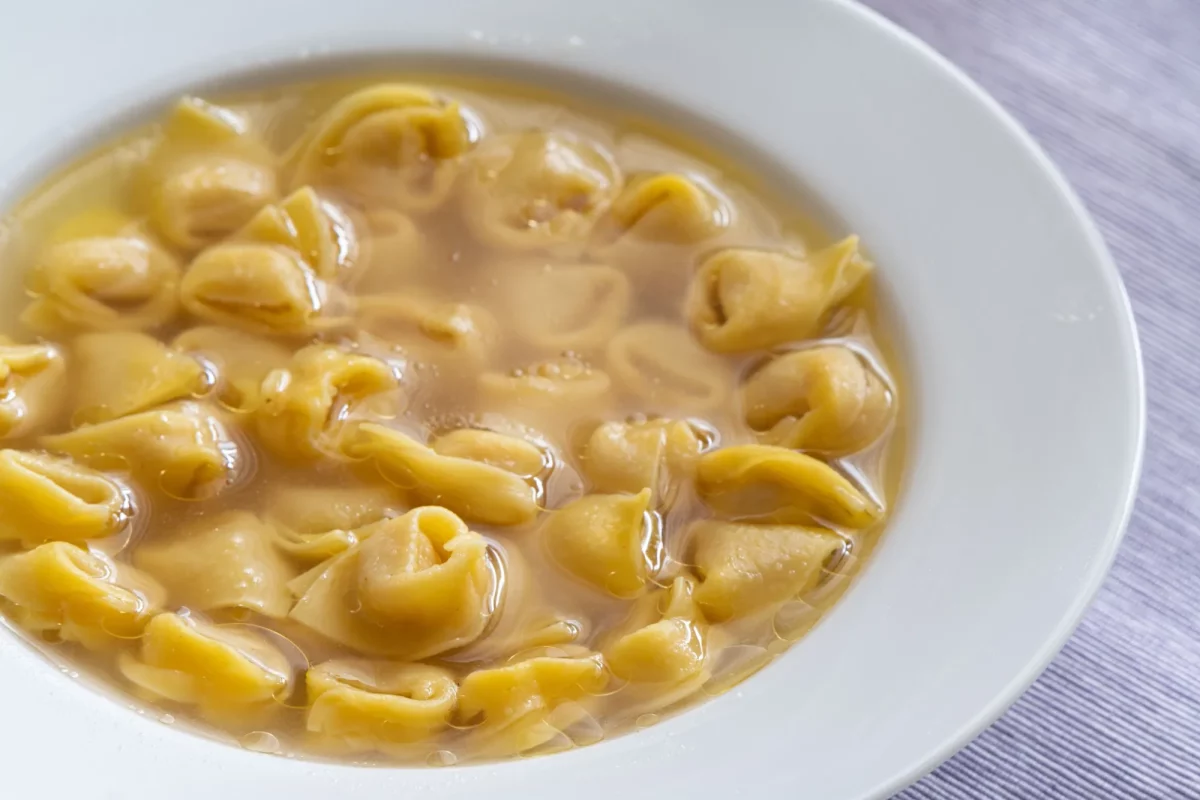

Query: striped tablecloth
(860, 1), (1200, 798)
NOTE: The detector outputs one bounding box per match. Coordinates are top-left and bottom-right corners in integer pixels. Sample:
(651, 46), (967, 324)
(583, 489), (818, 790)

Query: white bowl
(0, 0), (1143, 797)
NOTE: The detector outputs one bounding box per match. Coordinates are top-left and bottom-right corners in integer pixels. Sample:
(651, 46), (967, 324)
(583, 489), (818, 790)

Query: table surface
(860, 1), (1200, 798)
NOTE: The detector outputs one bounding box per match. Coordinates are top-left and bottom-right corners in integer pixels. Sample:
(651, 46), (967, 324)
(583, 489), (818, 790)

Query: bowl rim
(0, 1), (1145, 798)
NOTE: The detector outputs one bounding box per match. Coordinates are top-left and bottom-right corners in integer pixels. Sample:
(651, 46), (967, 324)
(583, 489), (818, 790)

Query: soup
(0, 77), (901, 764)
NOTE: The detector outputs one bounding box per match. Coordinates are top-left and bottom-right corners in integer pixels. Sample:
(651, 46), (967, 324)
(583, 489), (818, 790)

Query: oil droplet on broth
(240, 730), (281, 754)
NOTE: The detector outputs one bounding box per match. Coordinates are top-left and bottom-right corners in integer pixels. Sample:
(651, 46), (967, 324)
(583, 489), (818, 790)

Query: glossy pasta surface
(0, 76), (903, 765)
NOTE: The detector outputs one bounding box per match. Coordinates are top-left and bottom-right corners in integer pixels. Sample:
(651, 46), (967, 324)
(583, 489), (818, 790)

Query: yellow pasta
(742, 345), (893, 454)
(0, 339), (65, 438)
(238, 186), (360, 281)
(264, 483), (402, 563)
(180, 243), (343, 337)
(580, 417), (705, 498)
(173, 325), (292, 411)
(0, 450), (131, 544)
(289, 84), (475, 212)
(594, 172), (730, 247)
(306, 660), (457, 752)
(254, 344), (401, 461)
(72, 331), (206, 424)
(686, 236), (872, 353)
(605, 576), (706, 684)
(606, 322), (731, 411)
(42, 402), (241, 499)
(689, 520), (844, 620)
(456, 651), (607, 756)
(346, 423), (541, 525)
(289, 507), (494, 658)
(498, 262), (632, 353)
(0, 542), (163, 649)
(478, 353), (612, 419)
(142, 97), (278, 252)
(118, 613), (292, 721)
(462, 131), (622, 253)
(542, 489), (654, 597)
(430, 427), (549, 476)
(352, 208), (428, 293)
(356, 293), (497, 372)
(695, 444), (880, 528)
(134, 511), (295, 618)
(21, 236), (181, 334)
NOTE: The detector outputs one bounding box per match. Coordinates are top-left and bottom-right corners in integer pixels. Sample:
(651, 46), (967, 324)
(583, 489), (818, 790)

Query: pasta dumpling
(686, 236), (872, 353)
(581, 417), (705, 498)
(695, 444), (880, 528)
(542, 489), (654, 597)
(264, 483), (402, 563)
(0, 339), (65, 438)
(143, 97), (278, 252)
(0, 450), (131, 544)
(21, 236), (181, 334)
(593, 172), (730, 249)
(499, 262), (632, 353)
(689, 519), (843, 620)
(289, 84), (476, 213)
(254, 344), (401, 461)
(238, 186), (360, 281)
(346, 423), (541, 526)
(479, 354), (612, 419)
(118, 612), (292, 721)
(605, 576), (706, 684)
(462, 131), (622, 253)
(430, 427), (549, 476)
(181, 243), (343, 337)
(606, 322), (731, 411)
(0, 542), (163, 649)
(173, 326), (292, 411)
(42, 402), (241, 500)
(72, 332), (206, 424)
(289, 506), (495, 658)
(456, 651), (607, 756)
(356, 293), (497, 372)
(306, 660), (457, 752)
(353, 209), (428, 293)
(134, 511), (295, 618)
(742, 346), (893, 454)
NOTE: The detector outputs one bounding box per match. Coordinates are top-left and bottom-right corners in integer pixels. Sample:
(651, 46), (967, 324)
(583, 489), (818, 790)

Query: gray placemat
(858, 1), (1200, 798)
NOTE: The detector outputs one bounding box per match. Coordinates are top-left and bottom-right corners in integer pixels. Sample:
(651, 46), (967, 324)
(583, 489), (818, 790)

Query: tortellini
(134, 511), (295, 618)
(0, 450), (131, 544)
(289, 506), (495, 658)
(606, 322), (731, 411)
(605, 576), (707, 684)
(118, 613), (292, 720)
(695, 444), (881, 528)
(0, 339), (65, 437)
(742, 345), (893, 454)
(289, 84), (476, 213)
(356, 293), (497, 372)
(352, 209), (428, 293)
(173, 326), (292, 410)
(462, 131), (622, 253)
(72, 332), (206, 424)
(143, 97), (278, 252)
(306, 660), (457, 752)
(21, 236), (181, 334)
(593, 172), (730, 251)
(686, 236), (872, 352)
(180, 243), (343, 337)
(478, 354), (612, 417)
(254, 344), (401, 461)
(238, 186), (360, 281)
(542, 489), (654, 598)
(456, 651), (607, 756)
(689, 520), (844, 620)
(498, 262), (632, 353)
(0, 542), (163, 649)
(581, 417), (706, 499)
(42, 402), (241, 499)
(346, 423), (541, 526)
(264, 483), (401, 563)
